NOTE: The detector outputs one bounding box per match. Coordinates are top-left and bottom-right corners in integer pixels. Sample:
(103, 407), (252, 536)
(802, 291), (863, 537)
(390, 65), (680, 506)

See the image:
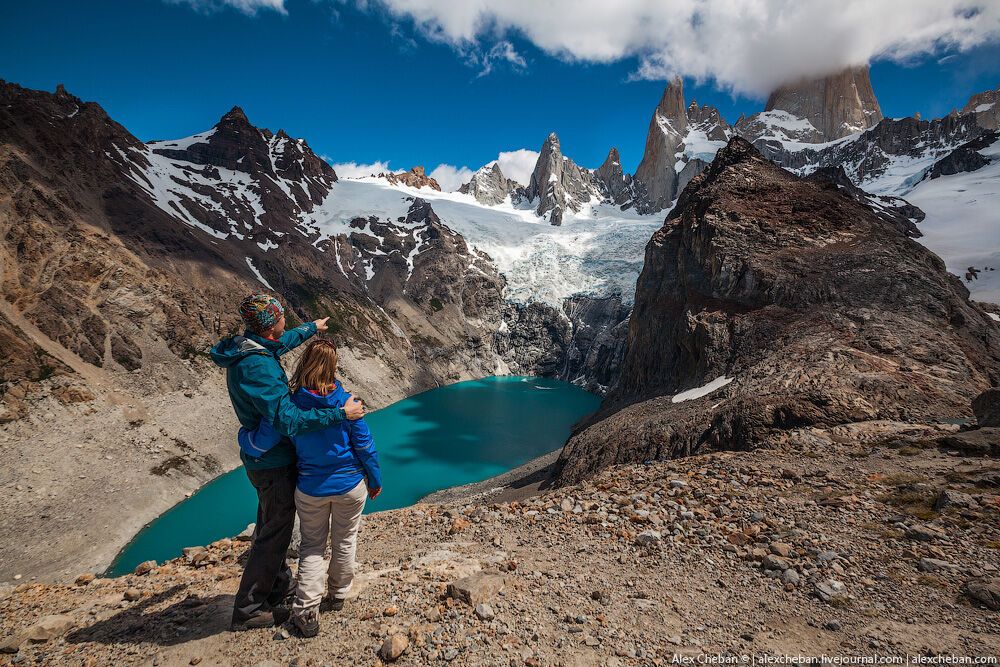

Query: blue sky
(3, 0), (1000, 183)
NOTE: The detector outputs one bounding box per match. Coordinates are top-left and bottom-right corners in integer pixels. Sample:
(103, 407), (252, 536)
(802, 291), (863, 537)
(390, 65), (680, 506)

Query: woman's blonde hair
(290, 338), (339, 394)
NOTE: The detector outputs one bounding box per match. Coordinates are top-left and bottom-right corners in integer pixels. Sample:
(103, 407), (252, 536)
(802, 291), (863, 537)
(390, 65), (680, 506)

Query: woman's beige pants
(292, 480), (367, 613)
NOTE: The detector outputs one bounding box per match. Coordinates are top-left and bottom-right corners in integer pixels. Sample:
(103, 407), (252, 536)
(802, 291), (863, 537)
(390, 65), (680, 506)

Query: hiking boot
(320, 595), (346, 612)
(293, 608), (320, 638)
(230, 606), (290, 632)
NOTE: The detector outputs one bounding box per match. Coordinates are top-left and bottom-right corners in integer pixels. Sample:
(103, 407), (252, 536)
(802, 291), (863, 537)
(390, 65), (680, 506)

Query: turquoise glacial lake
(107, 376), (599, 576)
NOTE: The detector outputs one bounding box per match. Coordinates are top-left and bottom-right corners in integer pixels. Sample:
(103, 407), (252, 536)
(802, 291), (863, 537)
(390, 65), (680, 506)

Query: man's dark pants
(232, 463), (297, 624)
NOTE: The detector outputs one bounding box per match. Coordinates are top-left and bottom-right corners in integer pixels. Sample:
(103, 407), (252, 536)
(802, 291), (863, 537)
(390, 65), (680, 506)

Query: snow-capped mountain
(631, 78), (730, 214)
(738, 65), (883, 143)
(524, 133), (603, 226)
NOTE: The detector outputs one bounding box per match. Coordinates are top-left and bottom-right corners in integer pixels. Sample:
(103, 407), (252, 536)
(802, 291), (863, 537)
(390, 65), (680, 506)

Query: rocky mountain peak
(384, 166), (441, 191)
(458, 162), (524, 206)
(593, 147), (632, 206)
(961, 85), (1000, 130)
(632, 78), (694, 214)
(526, 132), (599, 226)
(219, 105), (251, 126)
(764, 65), (883, 141)
(557, 135), (1000, 484)
(655, 77), (688, 133)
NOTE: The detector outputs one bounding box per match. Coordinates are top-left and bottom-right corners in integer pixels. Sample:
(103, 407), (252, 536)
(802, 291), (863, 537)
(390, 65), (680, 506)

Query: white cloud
(329, 160), (400, 178)
(490, 149), (538, 186)
(473, 40), (527, 78)
(167, 0), (286, 15)
(363, 0), (1000, 96)
(428, 164), (476, 191)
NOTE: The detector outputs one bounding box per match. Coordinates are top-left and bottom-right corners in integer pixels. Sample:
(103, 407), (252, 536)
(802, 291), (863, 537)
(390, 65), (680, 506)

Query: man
(211, 293), (364, 630)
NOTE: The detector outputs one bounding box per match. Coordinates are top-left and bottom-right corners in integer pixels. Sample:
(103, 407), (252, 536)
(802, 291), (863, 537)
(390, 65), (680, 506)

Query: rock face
(632, 79), (729, 214)
(495, 294), (629, 395)
(972, 388), (1000, 427)
(458, 163), (524, 206)
(553, 137), (1000, 484)
(525, 133), (599, 225)
(383, 166), (441, 191)
(961, 86), (1000, 130)
(804, 166), (924, 237)
(761, 66), (883, 141)
(632, 78), (689, 213)
(927, 130), (998, 180)
(591, 147), (633, 206)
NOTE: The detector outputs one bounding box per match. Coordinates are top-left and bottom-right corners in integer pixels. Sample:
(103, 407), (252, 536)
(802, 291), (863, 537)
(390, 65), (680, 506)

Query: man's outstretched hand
(368, 486), (382, 500)
(313, 317), (330, 332)
(343, 394), (364, 420)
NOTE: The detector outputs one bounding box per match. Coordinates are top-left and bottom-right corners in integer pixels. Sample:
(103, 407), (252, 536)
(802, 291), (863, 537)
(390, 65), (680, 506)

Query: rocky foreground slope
(554, 137), (1000, 485)
(1, 419), (998, 665)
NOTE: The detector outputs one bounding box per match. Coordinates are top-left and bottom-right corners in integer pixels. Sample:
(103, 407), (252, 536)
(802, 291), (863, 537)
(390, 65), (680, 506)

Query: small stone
(781, 569), (800, 586)
(761, 555), (790, 571)
(669, 480), (688, 489)
(379, 633), (409, 662)
(448, 517), (471, 535)
(272, 627), (290, 641)
(383, 605), (399, 617)
(934, 490), (977, 511)
(190, 658), (202, 666)
(823, 620), (842, 631)
(634, 530), (662, 546)
(560, 498), (575, 512)
(769, 542), (791, 558)
(123, 588), (142, 602)
(474, 603), (495, 620)
(813, 579), (846, 603)
(906, 526), (947, 542)
(918, 558), (952, 572)
(75, 573), (95, 586)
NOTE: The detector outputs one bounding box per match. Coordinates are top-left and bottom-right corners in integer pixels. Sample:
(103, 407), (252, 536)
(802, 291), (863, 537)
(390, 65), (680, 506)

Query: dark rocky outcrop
(972, 388), (1000, 428)
(805, 165), (924, 237)
(553, 137), (1000, 484)
(927, 131), (997, 180)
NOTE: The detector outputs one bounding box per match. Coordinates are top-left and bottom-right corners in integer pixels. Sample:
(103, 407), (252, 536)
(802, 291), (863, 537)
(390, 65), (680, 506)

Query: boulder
(448, 572), (505, 607)
(0, 614), (76, 652)
(379, 633), (409, 661)
(134, 560), (157, 575)
(972, 388), (1000, 427)
(964, 577), (1000, 610)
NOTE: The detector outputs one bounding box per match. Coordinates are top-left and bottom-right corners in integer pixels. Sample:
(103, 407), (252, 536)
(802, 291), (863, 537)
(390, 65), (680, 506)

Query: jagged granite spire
(526, 132), (598, 225)
(593, 147), (632, 206)
(632, 78), (689, 214)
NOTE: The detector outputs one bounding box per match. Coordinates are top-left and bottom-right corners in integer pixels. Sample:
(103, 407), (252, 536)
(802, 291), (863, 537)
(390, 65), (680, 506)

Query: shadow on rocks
(66, 586), (233, 647)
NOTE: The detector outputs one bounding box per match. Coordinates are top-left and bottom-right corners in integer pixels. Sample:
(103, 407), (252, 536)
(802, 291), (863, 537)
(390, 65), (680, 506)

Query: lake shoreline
(105, 376), (597, 576)
(418, 449), (560, 506)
